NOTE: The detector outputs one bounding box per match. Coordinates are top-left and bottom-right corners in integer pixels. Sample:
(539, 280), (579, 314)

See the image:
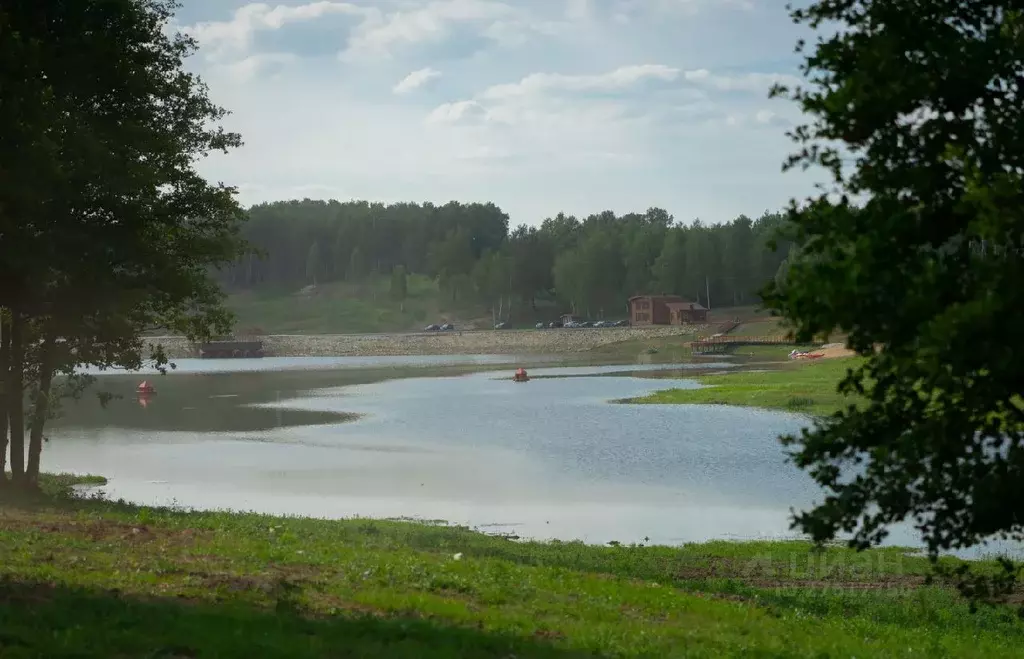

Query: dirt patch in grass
(0, 514), (209, 545)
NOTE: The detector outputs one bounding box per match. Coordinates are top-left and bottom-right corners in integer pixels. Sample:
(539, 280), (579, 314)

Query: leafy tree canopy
(764, 0), (1024, 561)
(0, 0), (245, 486)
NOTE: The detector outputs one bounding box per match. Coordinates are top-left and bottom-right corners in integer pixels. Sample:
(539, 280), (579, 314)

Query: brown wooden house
(629, 295), (708, 325)
(666, 300), (708, 324)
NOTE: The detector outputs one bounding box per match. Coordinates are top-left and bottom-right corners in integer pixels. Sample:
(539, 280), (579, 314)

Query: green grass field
(626, 357), (864, 416)
(1, 474), (1022, 657)
(225, 275), (491, 334)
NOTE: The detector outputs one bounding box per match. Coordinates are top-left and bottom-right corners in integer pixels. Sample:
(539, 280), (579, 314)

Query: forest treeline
(218, 199), (795, 317)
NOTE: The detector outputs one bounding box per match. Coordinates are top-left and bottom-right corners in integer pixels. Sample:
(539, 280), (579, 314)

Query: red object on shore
(513, 368), (529, 382)
(136, 381), (155, 394)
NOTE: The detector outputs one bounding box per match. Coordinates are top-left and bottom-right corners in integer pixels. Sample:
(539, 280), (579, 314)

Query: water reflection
(80, 354), (532, 375)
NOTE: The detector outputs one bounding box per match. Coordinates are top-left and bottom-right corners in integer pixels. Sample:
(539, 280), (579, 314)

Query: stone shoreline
(146, 326), (706, 359)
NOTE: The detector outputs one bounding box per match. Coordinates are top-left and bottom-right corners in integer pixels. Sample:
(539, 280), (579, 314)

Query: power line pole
(705, 276), (712, 310)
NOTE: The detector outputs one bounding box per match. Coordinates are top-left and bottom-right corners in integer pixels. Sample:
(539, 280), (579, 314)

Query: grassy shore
(0, 475), (1022, 657)
(625, 357), (864, 416)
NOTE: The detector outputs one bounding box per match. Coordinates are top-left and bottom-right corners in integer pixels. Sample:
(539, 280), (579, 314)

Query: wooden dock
(689, 335), (791, 355)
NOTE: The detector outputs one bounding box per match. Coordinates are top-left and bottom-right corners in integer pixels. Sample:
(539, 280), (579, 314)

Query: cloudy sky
(175, 0), (823, 226)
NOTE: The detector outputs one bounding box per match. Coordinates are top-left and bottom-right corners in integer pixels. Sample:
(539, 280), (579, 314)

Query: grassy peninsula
(0, 474), (1021, 657)
(626, 357), (864, 416)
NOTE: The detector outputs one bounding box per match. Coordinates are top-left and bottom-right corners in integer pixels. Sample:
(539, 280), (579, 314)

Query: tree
(390, 265), (408, 301)
(331, 227), (348, 280)
(763, 0), (1024, 574)
(348, 246), (366, 282)
(683, 223), (715, 307)
(721, 216), (754, 305)
(472, 250), (513, 322)
(0, 0), (245, 486)
(305, 241), (320, 286)
(552, 249), (585, 315)
(506, 226), (554, 309)
(652, 229), (687, 295)
(429, 228), (475, 301)
(623, 221), (667, 296)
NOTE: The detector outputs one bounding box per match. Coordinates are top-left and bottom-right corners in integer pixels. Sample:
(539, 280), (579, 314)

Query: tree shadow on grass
(0, 580), (599, 659)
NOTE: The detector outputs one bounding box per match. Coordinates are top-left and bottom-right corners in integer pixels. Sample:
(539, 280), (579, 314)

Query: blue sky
(175, 0), (823, 226)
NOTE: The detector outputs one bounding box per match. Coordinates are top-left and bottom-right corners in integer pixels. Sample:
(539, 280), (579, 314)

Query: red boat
(512, 368), (529, 382)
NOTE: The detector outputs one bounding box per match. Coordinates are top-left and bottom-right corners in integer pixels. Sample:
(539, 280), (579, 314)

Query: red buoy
(513, 368), (529, 382)
(136, 380), (155, 394)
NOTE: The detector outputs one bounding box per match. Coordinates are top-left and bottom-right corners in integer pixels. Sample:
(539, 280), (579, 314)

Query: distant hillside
(225, 275), (479, 335)
(225, 275), (568, 334)
(225, 276), (766, 336)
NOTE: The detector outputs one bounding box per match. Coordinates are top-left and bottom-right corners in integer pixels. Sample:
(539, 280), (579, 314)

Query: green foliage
(226, 276), (469, 334)
(0, 0), (246, 485)
(1, 485), (1023, 657)
(217, 199), (795, 322)
(348, 246), (366, 282)
(305, 241), (320, 285)
(389, 265), (408, 302)
(762, 0), (1024, 574)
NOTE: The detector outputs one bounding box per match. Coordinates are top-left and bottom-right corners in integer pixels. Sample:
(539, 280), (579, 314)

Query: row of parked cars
(426, 320), (627, 331)
(534, 319), (628, 329)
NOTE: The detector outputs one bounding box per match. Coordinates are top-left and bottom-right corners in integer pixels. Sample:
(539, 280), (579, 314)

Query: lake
(43, 355), (931, 549)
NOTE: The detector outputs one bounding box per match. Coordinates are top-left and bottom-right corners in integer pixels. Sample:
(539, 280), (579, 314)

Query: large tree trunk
(26, 336), (54, 485)
(7, 311), (25, 484)
(0, 312), (9, 484)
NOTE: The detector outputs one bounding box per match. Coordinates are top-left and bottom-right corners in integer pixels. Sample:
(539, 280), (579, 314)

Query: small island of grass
(623, 357), (865, 416)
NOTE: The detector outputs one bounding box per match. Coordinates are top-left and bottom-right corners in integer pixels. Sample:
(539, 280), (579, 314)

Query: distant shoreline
(145, 326), (705, 359)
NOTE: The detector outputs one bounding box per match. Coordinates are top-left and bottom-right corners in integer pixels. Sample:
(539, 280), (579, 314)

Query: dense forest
(218, 199), (795, 319)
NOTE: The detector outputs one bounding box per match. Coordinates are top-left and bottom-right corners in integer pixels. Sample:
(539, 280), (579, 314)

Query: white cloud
(656, 0), (755, 12)
(425, 100), (486, 124)
(427, 64), (791, 132)
(393, 67), (442, 94)
(343, 0), (514, 59)
(564, 0), (592, 21)
(479, 64), (680, 100)
(187, 2), (368, 59)
(218, 52), (299, 82)
(684, 69), (801, 94)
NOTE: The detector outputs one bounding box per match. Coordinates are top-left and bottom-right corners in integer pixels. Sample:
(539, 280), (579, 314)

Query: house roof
(628, 294), (684, 302)
(665, 301), (707, 311)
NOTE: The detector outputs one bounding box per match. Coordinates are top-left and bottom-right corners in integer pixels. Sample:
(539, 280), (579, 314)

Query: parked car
(494, 322), (507, 330)
(424, 324), (440, 331)
(440, 323), (455, 331)
(535, 322), (546, 329)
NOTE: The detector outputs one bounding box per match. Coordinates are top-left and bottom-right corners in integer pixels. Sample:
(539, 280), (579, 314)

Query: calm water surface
(45, 355), (941, 549)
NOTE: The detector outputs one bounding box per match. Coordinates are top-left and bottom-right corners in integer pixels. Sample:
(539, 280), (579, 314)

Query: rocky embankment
(147, 326), (706, 359)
